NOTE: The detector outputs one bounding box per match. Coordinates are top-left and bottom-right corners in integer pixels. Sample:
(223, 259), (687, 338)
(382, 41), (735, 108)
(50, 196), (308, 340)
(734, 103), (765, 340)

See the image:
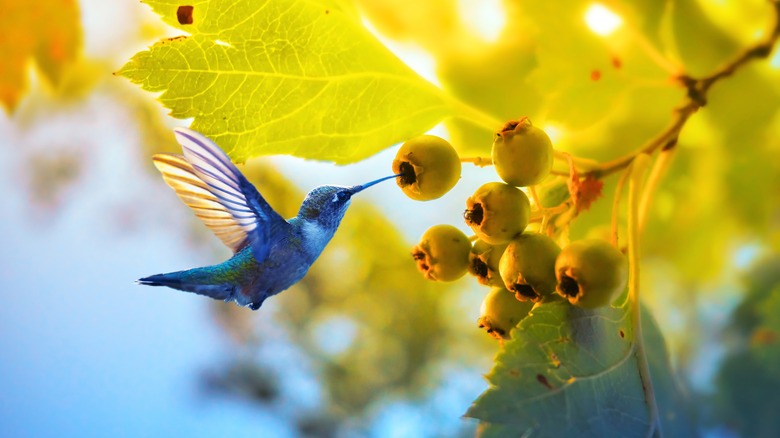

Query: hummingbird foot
(249, 300), (263, 311)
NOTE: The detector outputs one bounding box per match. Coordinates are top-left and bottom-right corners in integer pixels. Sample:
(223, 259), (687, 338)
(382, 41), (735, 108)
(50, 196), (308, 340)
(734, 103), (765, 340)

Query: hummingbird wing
(151, 128), (289, 263)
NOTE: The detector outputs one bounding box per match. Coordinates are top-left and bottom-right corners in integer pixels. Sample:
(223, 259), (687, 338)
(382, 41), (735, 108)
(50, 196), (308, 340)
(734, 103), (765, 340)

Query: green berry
(477, 287), (533, 340)
(492, 117), (553, 187)
(392, 135), (461, 201)
(499, 233), (561, 303)
(468, 240), (507, 286)
(555, 239), (628, 308)
(412, 224), (471, 281)
(464, 182), (530, 245)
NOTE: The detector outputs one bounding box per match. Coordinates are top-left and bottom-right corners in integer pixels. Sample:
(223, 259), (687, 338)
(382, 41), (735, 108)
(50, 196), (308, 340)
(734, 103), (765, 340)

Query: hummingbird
(138, 127), (398, 310)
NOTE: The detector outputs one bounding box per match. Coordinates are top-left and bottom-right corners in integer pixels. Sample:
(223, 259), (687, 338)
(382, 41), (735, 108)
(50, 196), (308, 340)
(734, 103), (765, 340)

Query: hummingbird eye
(332, 191), (349, 203)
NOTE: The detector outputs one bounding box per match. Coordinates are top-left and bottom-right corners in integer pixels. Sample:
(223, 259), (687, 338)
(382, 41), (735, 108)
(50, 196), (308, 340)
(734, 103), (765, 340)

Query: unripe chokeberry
(555, 239), (628, 308)
(477, 287), (533, 340)
(468, 240), (507, 286)
(412, 224), (471, 282)
(464, 182), (530, 245)
(492, 117), (553, 187)
(499, 233), (561, 303)
(392, 135), (461, 201)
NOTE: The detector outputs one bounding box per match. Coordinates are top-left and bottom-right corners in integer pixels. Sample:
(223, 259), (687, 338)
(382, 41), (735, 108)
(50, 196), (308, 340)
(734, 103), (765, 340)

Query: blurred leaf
(201, 361), (279, 404)
(727, 255), (780, 338)
(353, 0), (459, 51)
(119, 0), (452, 164)
(715, 348), (780, 438)
(439, 33), (541, 155)
(705, 65), (780, 232)
(669, 0), (739, 76)
(716, 257), (780, 437)
(754, 285), (780, 374)
(521, 2), (630, 129)
(615, 0), (670, 47)
(26, 149), (83, 212)
(0, 0), (82, 112)
(467, 299), (694, 436)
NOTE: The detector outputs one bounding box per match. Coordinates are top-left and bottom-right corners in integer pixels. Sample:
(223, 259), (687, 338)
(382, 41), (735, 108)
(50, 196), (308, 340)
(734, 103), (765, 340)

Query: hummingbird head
(298, 174), (400, 230)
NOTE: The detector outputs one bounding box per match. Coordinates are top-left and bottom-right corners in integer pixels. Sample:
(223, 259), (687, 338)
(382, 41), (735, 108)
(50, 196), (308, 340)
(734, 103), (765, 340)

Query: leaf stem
(446, 96), (504, 131)
(627, 153), (660, 438)
(553, 149), (601, 171)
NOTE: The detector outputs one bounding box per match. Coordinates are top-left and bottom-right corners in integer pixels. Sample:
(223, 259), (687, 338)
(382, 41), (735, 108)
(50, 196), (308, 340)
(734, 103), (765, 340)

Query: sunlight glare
(457, 0), (506, 43)
(541, 123), (564, 144)
(771, 47), (780, 69)
(584, 4), (623, 37)
(361, 17), (441, 87)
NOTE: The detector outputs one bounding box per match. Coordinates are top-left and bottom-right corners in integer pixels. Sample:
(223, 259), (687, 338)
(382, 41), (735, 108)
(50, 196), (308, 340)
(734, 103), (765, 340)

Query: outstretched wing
(152, 127), (288, 263)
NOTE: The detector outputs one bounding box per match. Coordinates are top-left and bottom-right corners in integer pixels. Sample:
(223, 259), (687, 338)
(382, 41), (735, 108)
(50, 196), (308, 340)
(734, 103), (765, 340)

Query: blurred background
(1, 0), (778, 437)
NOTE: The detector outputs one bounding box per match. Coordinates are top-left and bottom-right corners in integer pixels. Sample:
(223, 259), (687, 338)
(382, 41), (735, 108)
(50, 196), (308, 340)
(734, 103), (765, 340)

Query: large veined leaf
(119, 0), (452, 163)
(467, 298), (695, 437)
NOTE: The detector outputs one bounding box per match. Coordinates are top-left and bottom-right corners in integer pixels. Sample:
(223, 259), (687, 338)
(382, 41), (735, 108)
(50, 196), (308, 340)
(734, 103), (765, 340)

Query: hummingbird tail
(137, 272), (234, 301)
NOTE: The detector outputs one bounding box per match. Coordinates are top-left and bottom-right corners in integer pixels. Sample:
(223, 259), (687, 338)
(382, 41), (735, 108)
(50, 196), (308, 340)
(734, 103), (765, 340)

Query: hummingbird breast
(229, 224), (324, 306)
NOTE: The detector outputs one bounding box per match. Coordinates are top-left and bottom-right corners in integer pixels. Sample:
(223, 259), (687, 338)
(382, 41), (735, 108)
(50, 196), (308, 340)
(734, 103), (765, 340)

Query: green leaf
(119, 0), (452, 163)
(466, 299), (695, 437)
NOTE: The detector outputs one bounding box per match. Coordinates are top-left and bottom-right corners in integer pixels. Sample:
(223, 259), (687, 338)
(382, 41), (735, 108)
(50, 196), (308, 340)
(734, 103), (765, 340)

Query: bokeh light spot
(584, 4), (623, 36)
(457, 0), (506, 43)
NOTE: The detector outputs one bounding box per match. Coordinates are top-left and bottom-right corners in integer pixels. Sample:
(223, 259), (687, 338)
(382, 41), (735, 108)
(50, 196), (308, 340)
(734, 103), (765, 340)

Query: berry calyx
(492, 117), (554, 187)
(464, 182), (530, 245)
(392, 135), (461, 201)
(499, 233), (561, 303)
(554, 239), (628, 308)
(477, 287), (533, 340)
(412, 224), (471, 282)
(468, 240), (508, 286)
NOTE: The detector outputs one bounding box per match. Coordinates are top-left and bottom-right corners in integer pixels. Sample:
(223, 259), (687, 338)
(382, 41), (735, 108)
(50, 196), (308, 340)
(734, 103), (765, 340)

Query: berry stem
(549, 169), (570, 177)
(553, 149), (601, 171)
(639, 147), (676, 233)
(627, 153), (660, 438)
(460, 156), (493, 167)
(610, 167), (631, 248)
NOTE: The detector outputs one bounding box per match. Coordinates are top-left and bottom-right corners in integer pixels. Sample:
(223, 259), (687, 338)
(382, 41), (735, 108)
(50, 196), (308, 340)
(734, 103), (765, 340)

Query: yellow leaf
(0, 0), (82, 112)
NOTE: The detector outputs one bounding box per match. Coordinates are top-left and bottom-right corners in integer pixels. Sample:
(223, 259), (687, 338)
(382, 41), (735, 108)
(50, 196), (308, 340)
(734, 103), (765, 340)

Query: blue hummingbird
(138, 128), (398, 310)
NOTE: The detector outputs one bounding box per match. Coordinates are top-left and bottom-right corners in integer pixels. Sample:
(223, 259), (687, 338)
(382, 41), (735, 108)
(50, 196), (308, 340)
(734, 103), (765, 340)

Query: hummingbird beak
(348, 174), (401, 195)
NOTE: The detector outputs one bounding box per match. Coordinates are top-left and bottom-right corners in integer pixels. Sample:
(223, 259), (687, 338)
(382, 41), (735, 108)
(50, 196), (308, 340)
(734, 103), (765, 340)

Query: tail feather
(137, 271), (233, 301)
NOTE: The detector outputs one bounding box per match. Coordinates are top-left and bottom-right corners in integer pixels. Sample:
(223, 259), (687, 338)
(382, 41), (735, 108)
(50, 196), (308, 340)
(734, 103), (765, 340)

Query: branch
(584, 1), (780, 179)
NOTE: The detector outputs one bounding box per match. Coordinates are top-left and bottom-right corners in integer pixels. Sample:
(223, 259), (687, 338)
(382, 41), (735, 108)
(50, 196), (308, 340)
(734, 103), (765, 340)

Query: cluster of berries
(393, 118), (628, 340)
